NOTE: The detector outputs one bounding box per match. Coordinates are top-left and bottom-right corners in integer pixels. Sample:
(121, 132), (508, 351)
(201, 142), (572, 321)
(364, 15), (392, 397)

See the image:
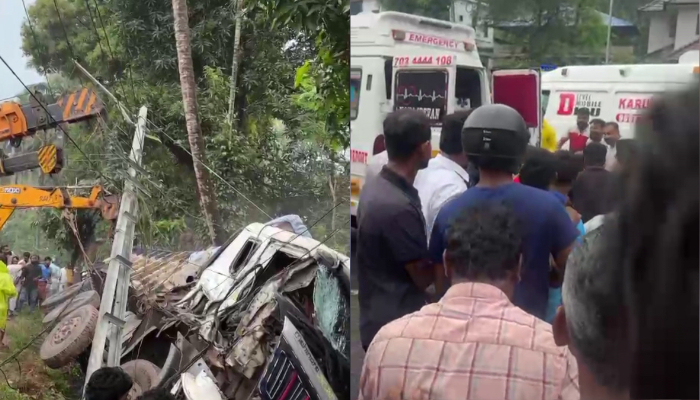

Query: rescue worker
(541, 118), (558, 152)
(0, 259), (17, 347)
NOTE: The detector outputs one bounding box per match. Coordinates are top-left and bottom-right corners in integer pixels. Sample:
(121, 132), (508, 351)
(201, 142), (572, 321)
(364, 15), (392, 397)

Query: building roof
(639, 0), (698, 12)
(496, 10), (635, 30)
(645, 39), (699, 61)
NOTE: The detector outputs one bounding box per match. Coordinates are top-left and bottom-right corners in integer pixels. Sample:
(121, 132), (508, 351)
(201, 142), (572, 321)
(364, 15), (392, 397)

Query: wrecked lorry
(39, 223), (350, 399)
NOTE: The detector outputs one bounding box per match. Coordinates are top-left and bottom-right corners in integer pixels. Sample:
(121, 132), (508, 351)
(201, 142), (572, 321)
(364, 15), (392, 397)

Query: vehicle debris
(38, 222), (350, 400)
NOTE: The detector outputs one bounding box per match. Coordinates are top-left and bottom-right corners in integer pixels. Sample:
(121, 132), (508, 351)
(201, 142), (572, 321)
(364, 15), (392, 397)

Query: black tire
(42, 290), (100, 325)
(40, 304), (99, 369)
(41, 281), (88, 312)
(121, 359), (162, 391)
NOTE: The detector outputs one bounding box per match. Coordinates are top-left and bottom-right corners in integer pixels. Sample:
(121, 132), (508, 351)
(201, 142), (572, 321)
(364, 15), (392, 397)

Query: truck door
(491, 69), (541, 146)
(392, 56), (456, 152)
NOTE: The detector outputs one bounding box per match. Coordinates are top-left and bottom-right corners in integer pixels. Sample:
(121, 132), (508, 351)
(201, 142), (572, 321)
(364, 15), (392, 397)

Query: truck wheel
(42, 290), (100, 325)
(40, 304), (99, 369)
(121, 359), (162, 391)
(41, 281), (88, 312)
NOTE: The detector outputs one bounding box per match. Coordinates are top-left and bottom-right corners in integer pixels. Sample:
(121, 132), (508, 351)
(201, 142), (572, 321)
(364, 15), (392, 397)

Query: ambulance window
(455, 67), (482, 110)
(541, 90), (550, 114)
(351, 69), (362, 120)
(384, 59), (392, 100)
(394, 70), (448, 126)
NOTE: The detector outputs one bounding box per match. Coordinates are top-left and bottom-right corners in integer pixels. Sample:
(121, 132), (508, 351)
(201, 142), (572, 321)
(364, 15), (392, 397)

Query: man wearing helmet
(428, 104), (579, 320)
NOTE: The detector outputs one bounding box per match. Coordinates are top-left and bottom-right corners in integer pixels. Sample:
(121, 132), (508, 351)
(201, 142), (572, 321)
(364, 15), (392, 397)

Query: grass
(0, 310), (84, 400)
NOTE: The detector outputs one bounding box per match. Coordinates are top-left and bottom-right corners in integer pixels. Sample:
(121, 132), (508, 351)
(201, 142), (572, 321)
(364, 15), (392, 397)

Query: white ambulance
(542, 64), (699, 141)
(350, 11), (540, 228)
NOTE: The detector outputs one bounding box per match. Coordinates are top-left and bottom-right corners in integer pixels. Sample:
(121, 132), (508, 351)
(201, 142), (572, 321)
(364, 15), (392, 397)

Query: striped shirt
(359, 282), (579, 400)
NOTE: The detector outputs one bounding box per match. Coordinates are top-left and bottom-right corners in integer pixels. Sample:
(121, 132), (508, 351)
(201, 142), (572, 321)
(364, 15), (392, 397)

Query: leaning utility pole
(172, 0), (226, 245)
(84, 106), (148, 387)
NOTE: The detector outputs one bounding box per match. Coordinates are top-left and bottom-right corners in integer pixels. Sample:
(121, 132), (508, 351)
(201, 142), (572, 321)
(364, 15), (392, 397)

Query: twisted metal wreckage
(39, 223), (351, 400)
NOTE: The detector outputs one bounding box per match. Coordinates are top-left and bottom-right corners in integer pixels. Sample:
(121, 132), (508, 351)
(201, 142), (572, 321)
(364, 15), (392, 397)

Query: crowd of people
(355, 86), (698, 399)
(0, 247), (73, 346)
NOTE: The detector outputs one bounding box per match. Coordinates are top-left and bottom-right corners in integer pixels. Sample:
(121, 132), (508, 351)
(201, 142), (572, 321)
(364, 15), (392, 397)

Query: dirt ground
(0, 311), (84, 400)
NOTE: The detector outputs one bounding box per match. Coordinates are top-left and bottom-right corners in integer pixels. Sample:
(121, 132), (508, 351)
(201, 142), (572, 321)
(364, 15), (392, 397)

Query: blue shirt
(429, 183), (579, 319)
(41, 264), (51, 280)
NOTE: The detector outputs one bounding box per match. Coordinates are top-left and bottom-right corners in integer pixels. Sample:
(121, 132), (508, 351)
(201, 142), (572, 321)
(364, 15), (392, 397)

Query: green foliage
(379, 0), (452, 20)
(18, 0), (350, 254)
(485, 0), (607, 67)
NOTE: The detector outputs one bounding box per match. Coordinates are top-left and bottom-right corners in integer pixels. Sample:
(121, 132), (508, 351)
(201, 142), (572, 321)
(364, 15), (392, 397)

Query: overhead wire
(90, 0), (139, 106)
(0, 54), (123, 192)
(20, 0), (55, 97)
(144, 119), (272, 220)
(80, 0), (135, 113)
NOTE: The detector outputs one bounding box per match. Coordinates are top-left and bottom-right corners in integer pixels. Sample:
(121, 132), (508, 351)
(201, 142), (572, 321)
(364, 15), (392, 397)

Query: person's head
(30, 255), (39, 265)
(576, 108), (590, 131)
(11, 256), (19, 264)
(603, 122), (621, 146)
(553, 222), (630, 400)
(518, 146), (557, 190)
(85, 367), (134, 400)
(383, 109), (432, 170)
(44, 256), (52, 266)
(1, 245), (9, 254)
(439, 110), (474, 168)
(583, 142), (607, 168)
(462, 104), (530, 176)
(553, 150), (580, 190)
(609, 87), (698, 398)
(589, 118), (605, 142)
(443, 202), (523, 299)
(22, 252), (30, 262)
(136, 388), (176, 400)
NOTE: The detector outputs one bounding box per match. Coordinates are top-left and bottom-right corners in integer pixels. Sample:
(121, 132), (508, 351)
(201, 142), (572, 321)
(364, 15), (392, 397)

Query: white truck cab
(542, 64), (699, 141)
(350, 11), (540, 226)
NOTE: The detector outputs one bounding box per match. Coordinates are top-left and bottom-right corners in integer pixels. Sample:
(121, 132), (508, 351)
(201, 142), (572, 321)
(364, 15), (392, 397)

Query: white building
(350, 0), (379, 15)
(450, 0), (494, 49)
(639, 0), (699, 62)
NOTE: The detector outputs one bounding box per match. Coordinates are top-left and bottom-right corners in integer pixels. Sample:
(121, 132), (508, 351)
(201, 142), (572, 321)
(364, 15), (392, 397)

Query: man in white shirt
(45, 257), (62, 297)
(603, 121), (621, 171)
(365, 150), (388, 183)
(414, 111), (472, 241)
(560, 118), (606, 152)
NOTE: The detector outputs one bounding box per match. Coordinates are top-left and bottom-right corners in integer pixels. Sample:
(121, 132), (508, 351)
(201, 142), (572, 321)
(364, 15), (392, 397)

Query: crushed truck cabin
(38, 223), (351, 400)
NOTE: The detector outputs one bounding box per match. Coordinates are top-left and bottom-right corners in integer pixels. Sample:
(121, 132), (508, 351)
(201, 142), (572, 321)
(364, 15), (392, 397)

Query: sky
(0, 0), (44, 100)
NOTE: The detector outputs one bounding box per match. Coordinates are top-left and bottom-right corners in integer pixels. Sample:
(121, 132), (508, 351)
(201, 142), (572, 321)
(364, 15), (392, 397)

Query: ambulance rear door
(491, 69), (541, 146)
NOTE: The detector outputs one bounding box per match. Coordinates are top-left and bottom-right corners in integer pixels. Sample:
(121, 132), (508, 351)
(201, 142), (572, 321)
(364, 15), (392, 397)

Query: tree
(227, 0), (244, 124)
(19, 0), (351, 255)
(171, 0), (226, 245)
(380, 0), (452, 20)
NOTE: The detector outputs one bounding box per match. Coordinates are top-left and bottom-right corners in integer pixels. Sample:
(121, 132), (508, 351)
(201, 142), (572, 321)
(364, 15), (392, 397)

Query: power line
(81, 0), (135, 112)
(20, 0), (55, 97)
(144, 119), (272, 219)
(0, 54), (122, 191)
(51, 0), (77, 73)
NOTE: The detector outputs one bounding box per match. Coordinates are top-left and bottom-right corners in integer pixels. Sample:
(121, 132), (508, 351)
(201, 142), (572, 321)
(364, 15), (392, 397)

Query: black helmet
(461, 104), (531, 174)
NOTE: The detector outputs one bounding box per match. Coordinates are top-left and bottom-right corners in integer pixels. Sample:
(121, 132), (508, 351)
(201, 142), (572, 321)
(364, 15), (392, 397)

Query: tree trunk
(227, 0), (244, 124)
(171, 0), (226, 246)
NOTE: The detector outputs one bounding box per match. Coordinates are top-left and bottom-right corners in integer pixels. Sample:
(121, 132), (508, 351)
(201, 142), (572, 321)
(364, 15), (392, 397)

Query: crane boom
(0, 88), (105, 176)
(0, 185), (119, 232)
